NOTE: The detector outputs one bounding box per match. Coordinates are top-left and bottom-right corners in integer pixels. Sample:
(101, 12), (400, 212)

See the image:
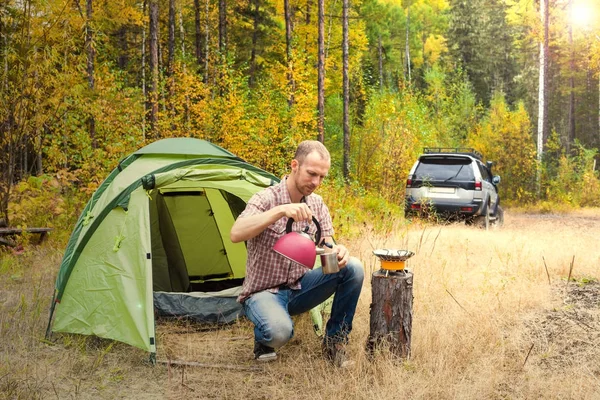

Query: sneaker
(322, 337), (354, 368)
(254, 340), (277, 362)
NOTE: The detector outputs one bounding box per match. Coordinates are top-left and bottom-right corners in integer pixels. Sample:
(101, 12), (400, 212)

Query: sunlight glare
(570, 1), (594, 28)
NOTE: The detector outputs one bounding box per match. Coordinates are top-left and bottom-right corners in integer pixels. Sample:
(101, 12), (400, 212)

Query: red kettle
(273, 216), (322, 268)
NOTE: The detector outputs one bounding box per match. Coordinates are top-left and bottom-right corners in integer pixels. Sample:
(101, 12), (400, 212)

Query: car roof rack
(423, 147), (483, 160)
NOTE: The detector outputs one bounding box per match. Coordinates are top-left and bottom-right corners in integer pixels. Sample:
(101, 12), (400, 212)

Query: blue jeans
(243, 256), (364, 349)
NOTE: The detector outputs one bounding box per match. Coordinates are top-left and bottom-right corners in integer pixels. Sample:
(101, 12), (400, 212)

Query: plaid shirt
(237, 177), (334, 303)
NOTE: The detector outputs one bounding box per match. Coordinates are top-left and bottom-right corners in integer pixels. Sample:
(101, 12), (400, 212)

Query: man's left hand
(333, 244), (349, 268)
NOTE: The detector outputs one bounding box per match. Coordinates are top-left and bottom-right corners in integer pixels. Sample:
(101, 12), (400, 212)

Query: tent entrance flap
(151, 188), (246, 292)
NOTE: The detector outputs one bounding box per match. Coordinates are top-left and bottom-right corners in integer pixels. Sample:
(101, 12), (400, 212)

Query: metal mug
(320, 252), (340, 274)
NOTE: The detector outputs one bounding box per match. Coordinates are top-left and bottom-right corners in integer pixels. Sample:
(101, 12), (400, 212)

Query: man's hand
(332, 244), (349, 268)
(231, 202), (313, 243)
(281, 203), (313, 222)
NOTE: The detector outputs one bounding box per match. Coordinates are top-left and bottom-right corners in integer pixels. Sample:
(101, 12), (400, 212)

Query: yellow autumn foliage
(468, 94), (537, 203)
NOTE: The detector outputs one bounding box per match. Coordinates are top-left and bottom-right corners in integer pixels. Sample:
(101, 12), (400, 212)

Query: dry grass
(1, 209), (599, 399)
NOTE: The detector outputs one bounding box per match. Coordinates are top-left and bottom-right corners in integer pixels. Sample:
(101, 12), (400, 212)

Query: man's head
(293, 140), (330, 166)
(288, 140), (331, 200)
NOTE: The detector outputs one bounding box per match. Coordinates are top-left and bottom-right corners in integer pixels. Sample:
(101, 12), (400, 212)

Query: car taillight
(411, 204), (421, 210)
(406, 176), (413, 188)
(475, 180), (482, 191)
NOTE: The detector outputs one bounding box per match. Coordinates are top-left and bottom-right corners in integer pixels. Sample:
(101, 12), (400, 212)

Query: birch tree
(536, 0), (548, 194)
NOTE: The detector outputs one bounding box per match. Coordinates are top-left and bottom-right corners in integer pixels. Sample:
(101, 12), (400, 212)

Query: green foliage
(423, 65), (481, 143)
(2, 0), (600, 233)
(318, 176), (405, 241)
(352, 89), (428, 202)
(468, 94), (537, 203)
(447, 0), (519, 106)
(542, 140), (600, 207)
(8, 172), (85, 243)
(42, 65), (144, 192)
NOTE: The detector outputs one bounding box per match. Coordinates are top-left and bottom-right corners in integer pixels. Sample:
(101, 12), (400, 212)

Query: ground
(1, 209), (599, 399)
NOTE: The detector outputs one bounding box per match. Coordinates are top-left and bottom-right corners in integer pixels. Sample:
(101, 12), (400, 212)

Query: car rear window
(414, 157), (474, 181)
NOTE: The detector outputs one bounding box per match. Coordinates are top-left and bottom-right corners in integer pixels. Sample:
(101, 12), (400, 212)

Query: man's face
(291, 151), (330, 197)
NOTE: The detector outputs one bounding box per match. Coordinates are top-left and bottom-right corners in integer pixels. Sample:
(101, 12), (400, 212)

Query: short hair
(294, 140), (330, 165)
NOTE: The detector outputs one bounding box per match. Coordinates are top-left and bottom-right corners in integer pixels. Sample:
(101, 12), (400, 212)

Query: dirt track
(506, 209), (600, 230)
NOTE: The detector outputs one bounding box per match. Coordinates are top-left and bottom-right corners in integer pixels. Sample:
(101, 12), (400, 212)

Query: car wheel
(483, 206), (490, 230)
(491, 206), (504, 228)
(474, 202), (490, 230)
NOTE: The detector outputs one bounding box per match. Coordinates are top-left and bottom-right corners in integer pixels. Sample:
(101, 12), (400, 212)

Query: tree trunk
(118, 26), (128, 69)
(378, 34), (383, 90)
(567, 6), (575, 154)
(142, 0), (147, 140)
(284, 0), (295, 107)
(85, 0), (96, 148)
(204, 0), (209, 83)
(168, 0), (175, 77)
(167, 0), (176, 124)
(178, 3), (185, 57)
(536, 0), (548, 195)
(405, 2), (411, 85)
(194, 0), (203, 67)
(149, 0), (159, 137)
(178, 2), (189, 127)
(342, 0), (350, 182)
(305, 0), (311, 60)
(219, 0), (227, 55)
(317, 0), (325, 142)
(367, 270), (413, 359)
(1, 21), (7, 91)
(248, 0), (260, 88)
(36, 127), (44, 175)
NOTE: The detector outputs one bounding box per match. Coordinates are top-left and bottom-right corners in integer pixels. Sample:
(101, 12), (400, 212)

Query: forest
(1, 0), (600, 231)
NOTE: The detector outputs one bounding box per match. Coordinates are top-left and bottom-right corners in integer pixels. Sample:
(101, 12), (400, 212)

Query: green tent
(46, 138), (280, 355)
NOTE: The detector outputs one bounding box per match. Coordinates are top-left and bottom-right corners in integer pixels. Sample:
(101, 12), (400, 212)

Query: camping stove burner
(373, 249), (415, 271)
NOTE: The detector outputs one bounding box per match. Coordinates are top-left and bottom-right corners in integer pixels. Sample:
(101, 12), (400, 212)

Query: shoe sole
(336, 359), (355, 368)
(255, 353), (277, 362)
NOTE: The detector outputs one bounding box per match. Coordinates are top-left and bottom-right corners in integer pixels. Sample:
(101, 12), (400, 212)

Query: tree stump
(367, 269), (413, 359)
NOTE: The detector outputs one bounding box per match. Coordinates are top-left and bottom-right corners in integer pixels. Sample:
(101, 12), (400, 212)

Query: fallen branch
(445, 289), (472, 317)
(429, 228), (442, 257)
(417, 226), (427, 253)
(164, 334), (251, 340)
(158, 359), (263, 371)
(542, 256), (551, 285)
(566, 255), (575, 288)
(523, 343), (534, 367)
(195, 336), (251, 341)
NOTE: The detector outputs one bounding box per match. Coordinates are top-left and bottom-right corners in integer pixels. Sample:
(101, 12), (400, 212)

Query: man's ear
(291, 159), (299, 172)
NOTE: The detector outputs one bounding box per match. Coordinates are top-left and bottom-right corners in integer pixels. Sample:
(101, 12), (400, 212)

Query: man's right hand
(281, 203), (313, 222)
(231, 202), (313, 243)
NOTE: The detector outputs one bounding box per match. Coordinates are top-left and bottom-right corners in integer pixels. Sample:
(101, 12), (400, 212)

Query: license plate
(429, 187), (455, 194)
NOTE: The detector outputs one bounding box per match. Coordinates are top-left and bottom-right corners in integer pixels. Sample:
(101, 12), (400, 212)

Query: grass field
(1, 209), (599, 399)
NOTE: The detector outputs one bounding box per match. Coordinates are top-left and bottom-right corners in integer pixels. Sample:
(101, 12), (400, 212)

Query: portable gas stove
(373, 249), (415, 273)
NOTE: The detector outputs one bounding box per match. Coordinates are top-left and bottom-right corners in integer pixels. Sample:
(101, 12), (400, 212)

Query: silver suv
(404, 148), (503, 228)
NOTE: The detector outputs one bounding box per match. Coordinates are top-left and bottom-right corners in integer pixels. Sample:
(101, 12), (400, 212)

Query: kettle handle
(286, 216), (321, 245)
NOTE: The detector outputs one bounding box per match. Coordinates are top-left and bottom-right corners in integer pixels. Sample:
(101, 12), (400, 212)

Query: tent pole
(44, 292), (57, 340)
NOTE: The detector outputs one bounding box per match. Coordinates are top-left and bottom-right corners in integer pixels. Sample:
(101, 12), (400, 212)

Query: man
(230, 140), (364, 367)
